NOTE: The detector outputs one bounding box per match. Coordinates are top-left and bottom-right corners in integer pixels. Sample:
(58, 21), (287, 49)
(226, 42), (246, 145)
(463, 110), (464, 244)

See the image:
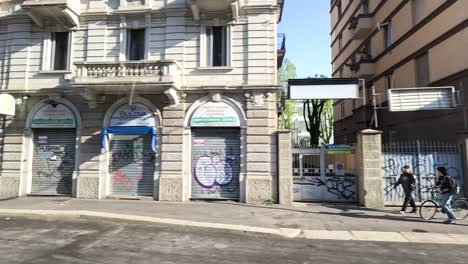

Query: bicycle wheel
(420, 200), (438, 220)
(453, 199), (468, 220)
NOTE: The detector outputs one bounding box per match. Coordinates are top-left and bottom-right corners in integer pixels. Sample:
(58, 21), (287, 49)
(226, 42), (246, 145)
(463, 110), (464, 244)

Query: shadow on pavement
(203, 200), (468, 227)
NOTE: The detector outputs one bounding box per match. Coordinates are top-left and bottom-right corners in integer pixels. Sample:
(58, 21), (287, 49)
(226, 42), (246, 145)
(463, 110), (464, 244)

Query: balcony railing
(22, 0), (80, 28)
(349, 14), (375, 40)
(277, 33), (286, 68)
(349, 59), (375, 79)
(277, 33), (286, 51)
(73, 60), (183, 89)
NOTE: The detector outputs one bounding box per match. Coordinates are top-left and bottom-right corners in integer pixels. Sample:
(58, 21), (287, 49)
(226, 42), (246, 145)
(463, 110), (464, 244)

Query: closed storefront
(109, 134), (155, 196)
(30, 103), (77, 195)
(104, 102), (159, 197)
(191, 128), (241, 199)
(190, 102), (241, 200)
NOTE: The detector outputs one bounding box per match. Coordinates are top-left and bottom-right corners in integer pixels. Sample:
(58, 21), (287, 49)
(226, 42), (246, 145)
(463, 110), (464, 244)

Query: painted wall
(0, 0), (281, 90)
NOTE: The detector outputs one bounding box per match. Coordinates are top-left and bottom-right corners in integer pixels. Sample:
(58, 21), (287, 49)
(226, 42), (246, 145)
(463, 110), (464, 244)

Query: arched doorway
(189, 101), (243, 200)
(27, 99), (79, 195)
(103, 99), (160, 197)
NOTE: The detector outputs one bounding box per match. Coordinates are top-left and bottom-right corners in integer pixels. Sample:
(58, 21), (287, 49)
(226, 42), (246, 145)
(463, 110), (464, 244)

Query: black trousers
(402, 189), (416, 211)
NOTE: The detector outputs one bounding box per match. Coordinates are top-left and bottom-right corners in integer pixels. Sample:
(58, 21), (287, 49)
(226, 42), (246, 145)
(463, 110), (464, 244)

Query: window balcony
(349, 14), (375, 40)
(72, 60), (183, 92)
(349, 59), (375, 79)
(21, 0), (80, 28)
(187, 0), (244, 21)
(277, 33), (286, 69)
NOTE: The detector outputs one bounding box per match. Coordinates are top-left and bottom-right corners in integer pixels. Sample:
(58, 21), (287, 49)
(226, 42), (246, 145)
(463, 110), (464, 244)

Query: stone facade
(277, 130), (293, 204)
(356, 129), (384, 208)
(0, 0), (286, 203)
(331, 0), (468, 143)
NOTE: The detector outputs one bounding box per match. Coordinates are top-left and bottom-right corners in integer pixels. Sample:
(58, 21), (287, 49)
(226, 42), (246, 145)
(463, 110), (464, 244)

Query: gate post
(277, 130), (293, 204)
(459, 131), (468, 198)
(356, 129), (384, 208)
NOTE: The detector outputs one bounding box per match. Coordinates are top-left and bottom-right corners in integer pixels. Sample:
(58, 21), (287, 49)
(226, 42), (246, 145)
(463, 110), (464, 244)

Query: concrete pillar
(356, 129), (384, 208)
(458, 131), (468, 198)
(159, 103), (185, 202)
(245, 94), (276, 204)
(277, 130), (293, 204)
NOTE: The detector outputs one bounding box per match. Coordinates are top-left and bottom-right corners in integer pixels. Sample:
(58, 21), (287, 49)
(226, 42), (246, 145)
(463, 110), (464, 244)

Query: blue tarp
(102, 126), (157, 152)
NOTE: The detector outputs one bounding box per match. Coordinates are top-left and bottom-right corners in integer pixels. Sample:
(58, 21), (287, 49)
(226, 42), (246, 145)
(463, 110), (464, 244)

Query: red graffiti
(112, 169), (134, 191)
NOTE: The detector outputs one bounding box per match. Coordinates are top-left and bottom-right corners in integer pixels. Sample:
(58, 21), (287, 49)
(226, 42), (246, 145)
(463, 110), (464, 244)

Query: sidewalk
(0, 197), (467, 243)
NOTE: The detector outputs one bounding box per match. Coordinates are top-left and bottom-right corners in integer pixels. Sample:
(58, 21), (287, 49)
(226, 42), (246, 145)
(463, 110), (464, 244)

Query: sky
(278, 0), (332, 78)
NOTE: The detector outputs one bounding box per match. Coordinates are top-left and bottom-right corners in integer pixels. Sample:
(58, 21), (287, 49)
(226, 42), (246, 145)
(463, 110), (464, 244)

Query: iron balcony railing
(277, 33), (286, 51)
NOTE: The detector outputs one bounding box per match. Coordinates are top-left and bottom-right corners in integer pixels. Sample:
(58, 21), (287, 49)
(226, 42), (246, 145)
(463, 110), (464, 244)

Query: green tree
(320, 100), (334, 144)
(277, 58), (297, 130)
(303, 74), (334, 146)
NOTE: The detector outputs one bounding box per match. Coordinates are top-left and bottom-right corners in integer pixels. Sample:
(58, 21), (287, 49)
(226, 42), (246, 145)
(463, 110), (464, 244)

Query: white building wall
(0, 0), (280, 90)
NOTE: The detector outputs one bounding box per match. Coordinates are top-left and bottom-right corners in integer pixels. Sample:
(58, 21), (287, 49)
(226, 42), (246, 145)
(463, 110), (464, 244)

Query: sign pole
(372, 86), (379, 128)
(0, 115), (5, 172)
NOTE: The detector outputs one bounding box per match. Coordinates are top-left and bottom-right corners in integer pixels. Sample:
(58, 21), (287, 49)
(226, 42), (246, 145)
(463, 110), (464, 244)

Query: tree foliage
(277, 58), (297, 130)
(303, 74), (334, 146)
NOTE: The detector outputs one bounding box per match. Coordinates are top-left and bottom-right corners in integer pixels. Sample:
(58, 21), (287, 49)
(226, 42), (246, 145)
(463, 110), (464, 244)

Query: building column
(356, 129), (384, 208)
(458, 131), (468, 198)
(245, 92), (276, 203)
(277, 130), (293, 204)
(159, 103), (185, 202)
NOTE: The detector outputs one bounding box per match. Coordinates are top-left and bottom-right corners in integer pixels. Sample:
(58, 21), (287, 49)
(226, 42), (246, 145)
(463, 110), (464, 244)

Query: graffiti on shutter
(109, 134), (155, 196)
(191, 128), (240, 199)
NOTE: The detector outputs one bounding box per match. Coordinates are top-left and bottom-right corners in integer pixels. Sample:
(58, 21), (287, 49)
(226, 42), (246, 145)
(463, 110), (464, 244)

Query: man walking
(394, 165), (417, 214)
(434, 166), (457, 224)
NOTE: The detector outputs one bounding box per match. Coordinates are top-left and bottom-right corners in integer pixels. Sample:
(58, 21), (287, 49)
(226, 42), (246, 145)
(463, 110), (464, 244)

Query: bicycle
(419, 190), (468, 220)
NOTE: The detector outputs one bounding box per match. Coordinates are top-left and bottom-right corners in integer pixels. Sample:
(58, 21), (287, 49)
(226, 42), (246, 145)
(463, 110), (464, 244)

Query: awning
(102, 127), (157, 152)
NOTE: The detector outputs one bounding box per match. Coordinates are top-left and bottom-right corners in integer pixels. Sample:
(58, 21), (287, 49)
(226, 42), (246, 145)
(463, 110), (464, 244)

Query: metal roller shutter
(31, 129), (76, 195)
(191, 128), (241, 199)
(109, 134), (155, 196)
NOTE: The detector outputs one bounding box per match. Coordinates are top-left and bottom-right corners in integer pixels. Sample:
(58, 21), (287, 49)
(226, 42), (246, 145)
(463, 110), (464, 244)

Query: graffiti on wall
(111, 143), (155, 162)
(35, 145), (74, 179)
(112, 169), (134, 192)
(192, 149), (239, 195)
(194, 154), (234, 188)
(110, 140), (154, 193)
(293, 176), (357, 202)
(383, 153), (464, 203)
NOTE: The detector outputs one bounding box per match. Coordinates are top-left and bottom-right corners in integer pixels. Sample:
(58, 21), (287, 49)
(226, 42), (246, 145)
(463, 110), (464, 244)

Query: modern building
(330, 0), (468, 143)
(0, 0), (286, 203)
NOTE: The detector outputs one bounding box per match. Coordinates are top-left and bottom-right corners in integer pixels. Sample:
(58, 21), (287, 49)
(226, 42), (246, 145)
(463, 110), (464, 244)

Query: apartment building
(0, 0), (286, 203)
(330, 0), (468, 143)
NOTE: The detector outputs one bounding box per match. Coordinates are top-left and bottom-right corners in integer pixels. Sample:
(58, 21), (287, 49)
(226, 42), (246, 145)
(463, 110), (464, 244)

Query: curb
(0, 209), (283, 237)
(1, 209), (467, 245)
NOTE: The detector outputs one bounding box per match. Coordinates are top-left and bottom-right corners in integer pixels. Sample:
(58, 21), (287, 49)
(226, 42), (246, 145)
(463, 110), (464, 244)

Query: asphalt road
(0, 217), (466, 264)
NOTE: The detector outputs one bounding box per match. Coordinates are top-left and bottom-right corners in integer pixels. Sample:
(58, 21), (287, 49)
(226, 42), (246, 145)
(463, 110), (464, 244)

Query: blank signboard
(389, 87), (456, 112)
(288, 78), (360, 100)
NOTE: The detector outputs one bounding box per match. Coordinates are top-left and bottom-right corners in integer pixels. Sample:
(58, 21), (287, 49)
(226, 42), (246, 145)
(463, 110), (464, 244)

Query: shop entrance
(30, 103), (77, 195)
(189, 101), (242, 200)
(104, 102), (158, 197)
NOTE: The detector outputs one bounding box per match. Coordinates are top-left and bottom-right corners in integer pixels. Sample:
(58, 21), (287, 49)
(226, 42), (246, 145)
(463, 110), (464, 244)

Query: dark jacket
(436, 175), (454, 194)
(394, 172), (416, 191)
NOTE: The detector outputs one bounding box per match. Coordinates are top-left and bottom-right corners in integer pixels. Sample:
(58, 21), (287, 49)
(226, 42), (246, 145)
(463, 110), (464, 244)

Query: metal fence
(277, 33), (286, 51)
(292, 145), (357, 203)
(382, 141), (464, 205)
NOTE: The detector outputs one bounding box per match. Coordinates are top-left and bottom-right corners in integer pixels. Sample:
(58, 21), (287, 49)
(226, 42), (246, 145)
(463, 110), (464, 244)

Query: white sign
(389, 87), (456, 112)
(288, 79), (360, 100)
(335, 162), (345, 176)
(32, 104), (76, 128)
(0, 94), (16, 116)
(109, 103), (156, 127)
(38, 136), (48, 144)
(191, 102), (240, 127)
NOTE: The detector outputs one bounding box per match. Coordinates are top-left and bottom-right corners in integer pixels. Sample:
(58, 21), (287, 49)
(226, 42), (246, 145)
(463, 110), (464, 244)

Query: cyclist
(394, 165), (417, 214)
(433, 166), (457, 224)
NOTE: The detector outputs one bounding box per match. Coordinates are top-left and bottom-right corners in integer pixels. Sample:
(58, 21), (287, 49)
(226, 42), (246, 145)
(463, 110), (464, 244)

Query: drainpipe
(0, 115), (5, 172)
